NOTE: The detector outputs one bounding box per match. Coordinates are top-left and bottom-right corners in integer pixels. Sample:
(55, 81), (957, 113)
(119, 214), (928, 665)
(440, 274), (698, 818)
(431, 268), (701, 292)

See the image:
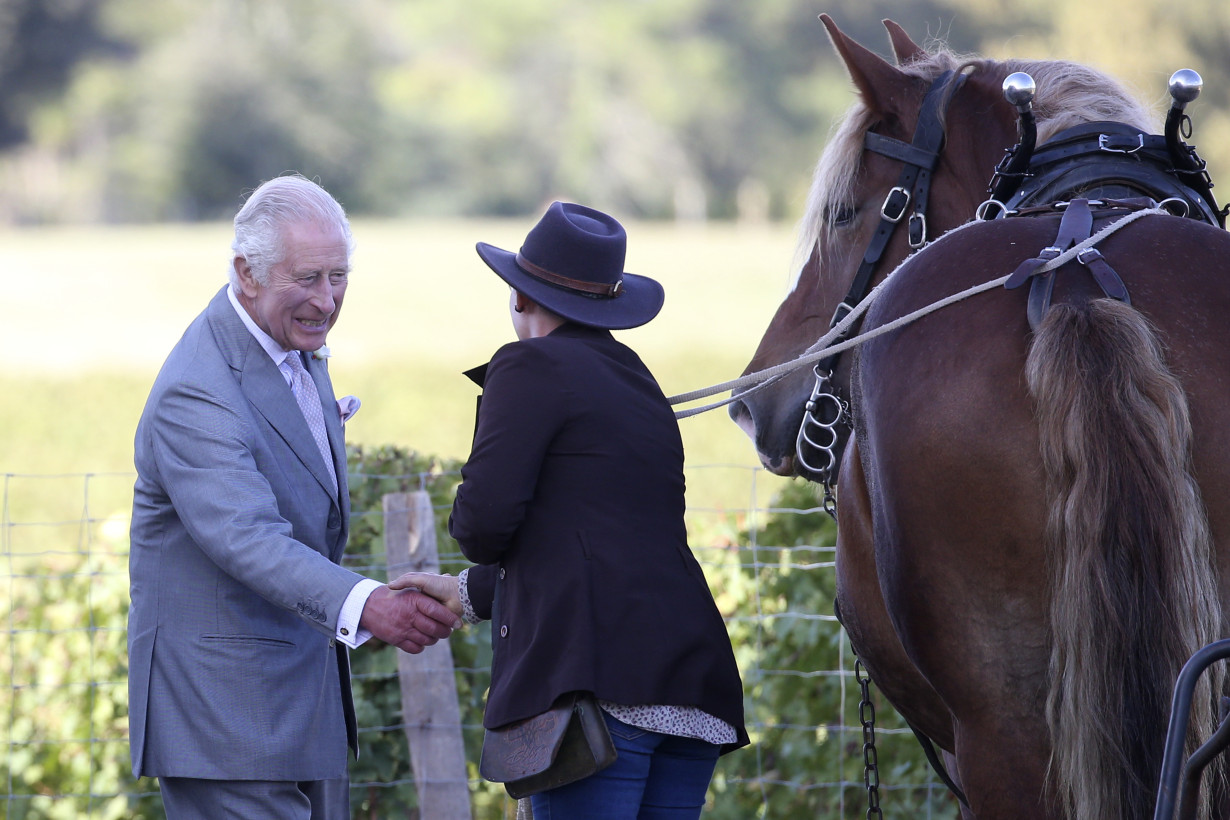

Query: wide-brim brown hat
(475, 201), (664, 330)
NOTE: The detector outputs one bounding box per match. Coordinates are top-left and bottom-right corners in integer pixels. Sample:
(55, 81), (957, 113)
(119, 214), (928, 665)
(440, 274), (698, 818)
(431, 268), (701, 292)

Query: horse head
(729, 15), (1155, 477)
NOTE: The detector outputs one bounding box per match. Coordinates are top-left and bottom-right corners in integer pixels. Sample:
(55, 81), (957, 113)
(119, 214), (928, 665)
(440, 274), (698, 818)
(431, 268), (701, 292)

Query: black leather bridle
(796, 70), (966, 499)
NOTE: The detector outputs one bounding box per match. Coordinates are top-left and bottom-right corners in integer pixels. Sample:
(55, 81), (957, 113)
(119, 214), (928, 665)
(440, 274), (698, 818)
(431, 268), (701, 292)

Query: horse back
(851, 212), (1230, 818)
(853, 213), (1230, 642)
(860, 214), (1230, 478)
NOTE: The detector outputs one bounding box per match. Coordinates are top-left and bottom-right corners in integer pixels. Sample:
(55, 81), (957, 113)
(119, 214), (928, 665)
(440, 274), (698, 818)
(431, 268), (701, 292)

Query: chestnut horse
(730, 16), (1230, 820)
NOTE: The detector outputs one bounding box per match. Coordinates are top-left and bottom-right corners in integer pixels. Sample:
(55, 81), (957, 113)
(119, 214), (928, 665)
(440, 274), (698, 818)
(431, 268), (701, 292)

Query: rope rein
(670, 207), (1165, 420)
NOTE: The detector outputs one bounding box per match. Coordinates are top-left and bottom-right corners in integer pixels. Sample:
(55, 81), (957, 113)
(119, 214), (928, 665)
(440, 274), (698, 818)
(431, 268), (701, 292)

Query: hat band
(516, 252), (623, 298)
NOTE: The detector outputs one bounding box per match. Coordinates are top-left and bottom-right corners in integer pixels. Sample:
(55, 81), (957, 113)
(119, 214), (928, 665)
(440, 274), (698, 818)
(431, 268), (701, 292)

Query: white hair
(227, 173), (356, 287)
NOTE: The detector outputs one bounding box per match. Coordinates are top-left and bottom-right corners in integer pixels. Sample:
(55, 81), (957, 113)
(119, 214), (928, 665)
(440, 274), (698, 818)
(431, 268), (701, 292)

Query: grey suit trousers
(159, 776), (349, 820)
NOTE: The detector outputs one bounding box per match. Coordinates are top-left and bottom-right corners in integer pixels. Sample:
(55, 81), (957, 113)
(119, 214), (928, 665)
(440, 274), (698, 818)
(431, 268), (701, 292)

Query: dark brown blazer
(451, 323), (748, 753)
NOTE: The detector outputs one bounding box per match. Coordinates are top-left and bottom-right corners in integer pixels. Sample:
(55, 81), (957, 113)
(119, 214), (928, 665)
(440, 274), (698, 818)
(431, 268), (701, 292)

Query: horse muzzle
(728, 379), (809, 477)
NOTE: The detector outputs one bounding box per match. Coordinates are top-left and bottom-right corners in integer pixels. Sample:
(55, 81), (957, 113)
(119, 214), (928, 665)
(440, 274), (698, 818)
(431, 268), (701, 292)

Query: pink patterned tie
(284, 352), (338, 493)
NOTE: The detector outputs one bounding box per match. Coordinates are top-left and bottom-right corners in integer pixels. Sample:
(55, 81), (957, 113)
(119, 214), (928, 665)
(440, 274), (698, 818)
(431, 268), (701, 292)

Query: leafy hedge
(341, 448), (956, 818)
(341, 443), (508, 818)
(709, 478), (958, 819)
(1, 447), (956, 818)
(3, 536), (150, 819)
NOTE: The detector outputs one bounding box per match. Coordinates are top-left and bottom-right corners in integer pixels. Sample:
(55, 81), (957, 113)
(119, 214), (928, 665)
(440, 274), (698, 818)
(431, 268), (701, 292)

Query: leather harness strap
(815, 70), (964, 383)
(906, 721), (970, 808)
(1004, 198), (1132, 329)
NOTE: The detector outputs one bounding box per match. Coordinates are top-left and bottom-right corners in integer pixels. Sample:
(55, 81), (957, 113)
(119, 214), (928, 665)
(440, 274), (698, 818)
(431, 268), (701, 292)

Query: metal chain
(854, 657), (884, 819)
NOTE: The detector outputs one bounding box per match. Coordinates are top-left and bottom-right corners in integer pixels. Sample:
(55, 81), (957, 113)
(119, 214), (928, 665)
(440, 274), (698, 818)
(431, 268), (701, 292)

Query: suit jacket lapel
(206, 288), (339, 501)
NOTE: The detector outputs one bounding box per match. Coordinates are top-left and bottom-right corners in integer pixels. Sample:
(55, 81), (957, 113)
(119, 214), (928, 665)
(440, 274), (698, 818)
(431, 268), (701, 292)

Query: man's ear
(234, 256), (260, 298)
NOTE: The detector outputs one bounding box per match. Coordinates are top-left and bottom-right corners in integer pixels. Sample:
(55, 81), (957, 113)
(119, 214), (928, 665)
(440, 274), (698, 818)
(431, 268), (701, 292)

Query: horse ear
(883, 18), (926, 66)
(820, 13), (912, 118)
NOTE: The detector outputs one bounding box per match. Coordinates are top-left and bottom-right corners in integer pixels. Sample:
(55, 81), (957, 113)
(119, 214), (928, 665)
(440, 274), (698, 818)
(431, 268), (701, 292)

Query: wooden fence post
(383, 491), (473, 820)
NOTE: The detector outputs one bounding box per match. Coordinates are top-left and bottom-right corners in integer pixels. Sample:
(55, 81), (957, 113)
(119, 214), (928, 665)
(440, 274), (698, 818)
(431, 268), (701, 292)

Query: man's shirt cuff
(337, 578), (383, 648)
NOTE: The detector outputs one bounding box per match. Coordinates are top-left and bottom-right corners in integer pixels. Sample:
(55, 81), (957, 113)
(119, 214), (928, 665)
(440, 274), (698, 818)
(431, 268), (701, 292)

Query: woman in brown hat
(401, 201), (747, 817)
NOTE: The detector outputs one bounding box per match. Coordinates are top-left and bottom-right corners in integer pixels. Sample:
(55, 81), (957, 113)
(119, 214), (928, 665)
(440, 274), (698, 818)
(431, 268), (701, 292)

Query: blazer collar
(464, 323), (614, 388)
(548, 322), (613, 342)
(205, 287), (346, 505)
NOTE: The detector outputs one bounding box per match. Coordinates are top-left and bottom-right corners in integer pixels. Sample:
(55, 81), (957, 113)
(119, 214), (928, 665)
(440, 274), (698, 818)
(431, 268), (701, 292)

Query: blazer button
(499, 625), (509, 638)
(499, 567), (506, 580)
(328, 511), (340, 529)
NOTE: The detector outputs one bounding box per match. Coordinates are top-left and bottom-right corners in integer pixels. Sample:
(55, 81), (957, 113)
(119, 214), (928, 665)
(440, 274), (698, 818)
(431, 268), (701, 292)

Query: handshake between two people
(358, 571), (464, 655)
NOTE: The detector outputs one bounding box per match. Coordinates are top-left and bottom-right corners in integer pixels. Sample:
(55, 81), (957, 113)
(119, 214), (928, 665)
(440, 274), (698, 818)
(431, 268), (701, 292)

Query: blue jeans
(529, 712), (722, 820)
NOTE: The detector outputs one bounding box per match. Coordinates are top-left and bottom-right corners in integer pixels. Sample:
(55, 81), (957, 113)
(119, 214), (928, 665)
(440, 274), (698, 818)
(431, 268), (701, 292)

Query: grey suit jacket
(128, 286), (362, 781)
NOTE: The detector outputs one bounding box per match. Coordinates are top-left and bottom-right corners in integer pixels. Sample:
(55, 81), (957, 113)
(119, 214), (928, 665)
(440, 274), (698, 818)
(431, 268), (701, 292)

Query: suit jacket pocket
(200, 634), (296, 649)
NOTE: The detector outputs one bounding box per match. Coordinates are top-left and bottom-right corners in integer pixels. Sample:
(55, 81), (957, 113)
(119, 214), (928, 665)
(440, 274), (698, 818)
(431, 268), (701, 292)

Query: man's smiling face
(235, 219), (350, 352)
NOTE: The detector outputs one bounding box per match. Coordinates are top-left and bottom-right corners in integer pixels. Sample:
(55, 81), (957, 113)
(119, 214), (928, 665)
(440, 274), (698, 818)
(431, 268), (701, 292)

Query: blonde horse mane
(794, 43), (1160, 282)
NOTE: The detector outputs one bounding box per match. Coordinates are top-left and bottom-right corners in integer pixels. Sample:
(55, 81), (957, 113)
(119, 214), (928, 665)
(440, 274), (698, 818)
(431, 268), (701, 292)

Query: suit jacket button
(499, 567), (506, 580)
(328, 511), (340, 529)
(499, 625), (509, 638)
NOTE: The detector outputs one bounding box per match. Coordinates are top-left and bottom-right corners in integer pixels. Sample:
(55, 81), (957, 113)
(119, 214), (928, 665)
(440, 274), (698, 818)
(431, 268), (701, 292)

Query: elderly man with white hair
(128, 173), (461, 819)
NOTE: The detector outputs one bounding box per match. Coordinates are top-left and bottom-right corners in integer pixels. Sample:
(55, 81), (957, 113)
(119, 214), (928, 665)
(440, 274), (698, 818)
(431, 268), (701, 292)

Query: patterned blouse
(457, 568), (737, 746)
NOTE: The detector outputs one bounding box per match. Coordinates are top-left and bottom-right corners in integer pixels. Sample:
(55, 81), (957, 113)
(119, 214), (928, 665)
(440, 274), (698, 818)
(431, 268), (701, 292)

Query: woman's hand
(388, 571), (464, 619)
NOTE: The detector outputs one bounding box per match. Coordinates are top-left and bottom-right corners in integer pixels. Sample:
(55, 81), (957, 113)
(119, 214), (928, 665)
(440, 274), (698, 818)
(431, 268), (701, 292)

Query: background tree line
(1, 0), (1227, 225)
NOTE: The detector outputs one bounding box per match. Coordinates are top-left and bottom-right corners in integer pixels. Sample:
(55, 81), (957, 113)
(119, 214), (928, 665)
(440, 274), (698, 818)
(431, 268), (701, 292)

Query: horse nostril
(763, 452), (796, 477)
(729, 400), (759, 443)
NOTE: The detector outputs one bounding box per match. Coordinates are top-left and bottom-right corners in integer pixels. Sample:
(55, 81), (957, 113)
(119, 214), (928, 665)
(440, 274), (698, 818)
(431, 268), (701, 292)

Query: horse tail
(1025, 298), (1224, 820)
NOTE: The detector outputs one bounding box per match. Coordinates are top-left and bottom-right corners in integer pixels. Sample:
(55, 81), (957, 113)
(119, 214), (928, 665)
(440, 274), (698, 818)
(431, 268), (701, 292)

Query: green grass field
(2, 218), (807, 530)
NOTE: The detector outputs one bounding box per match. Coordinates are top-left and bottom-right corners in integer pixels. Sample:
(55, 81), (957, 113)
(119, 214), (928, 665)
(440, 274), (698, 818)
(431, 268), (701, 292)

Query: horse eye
(826, 203), (857, 227)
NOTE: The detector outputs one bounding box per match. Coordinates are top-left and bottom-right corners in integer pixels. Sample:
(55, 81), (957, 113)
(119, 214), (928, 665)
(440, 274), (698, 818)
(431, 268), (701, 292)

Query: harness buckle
(881, 187), (909, 223)
(1098, 132), (1145, 154)
(1076, 247), (1102, 265)
(908, 212), (927, 248)
(829, 301), (856, 331)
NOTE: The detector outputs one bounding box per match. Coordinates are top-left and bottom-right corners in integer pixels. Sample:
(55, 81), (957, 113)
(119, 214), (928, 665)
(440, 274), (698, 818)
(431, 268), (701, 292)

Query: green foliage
(342, 443), (512, 818)
(2, 446), (959, 818)
(708, 479), (960, 819)
(3, 0), (1222, 226)
(0, 445), (492, 819)
(0, 0), (124, 149)
(0, 0), (850, 222)
(338, 448), (953, 819)
(1, 526), (162, 818)
(340, 446), (948, 819)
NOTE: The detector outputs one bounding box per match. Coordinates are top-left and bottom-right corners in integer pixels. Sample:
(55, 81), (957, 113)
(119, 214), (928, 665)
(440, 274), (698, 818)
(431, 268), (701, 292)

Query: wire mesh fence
(1, 464), (958, 819)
